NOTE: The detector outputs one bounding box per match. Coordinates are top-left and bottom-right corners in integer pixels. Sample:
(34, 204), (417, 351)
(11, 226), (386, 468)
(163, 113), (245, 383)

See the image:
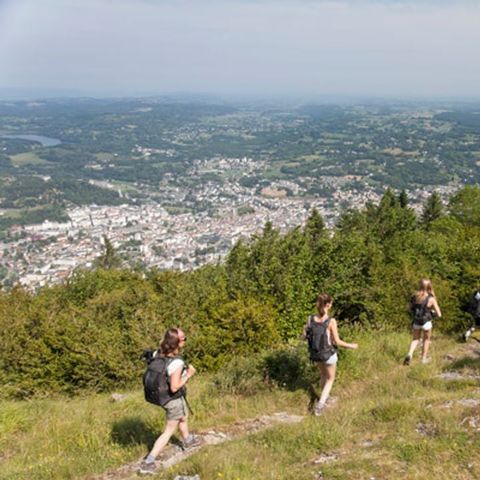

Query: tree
(398, 189), (409, 208)
(449, 186), (480, 226)
(95, 235), (122, 270)
(304, 208), (326, 244)
(422, 191), (444, 225)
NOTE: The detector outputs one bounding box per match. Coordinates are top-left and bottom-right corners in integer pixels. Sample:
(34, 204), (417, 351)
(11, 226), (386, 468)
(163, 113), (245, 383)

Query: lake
(0, 134), (62, 147)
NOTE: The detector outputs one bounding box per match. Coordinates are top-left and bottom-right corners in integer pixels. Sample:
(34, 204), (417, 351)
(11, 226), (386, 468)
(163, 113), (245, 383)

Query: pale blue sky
(0, 0), (479, 98)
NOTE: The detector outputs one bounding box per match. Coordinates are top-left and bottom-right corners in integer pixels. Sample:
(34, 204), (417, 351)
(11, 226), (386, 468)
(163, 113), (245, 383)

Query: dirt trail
(87, 412), (304, 480)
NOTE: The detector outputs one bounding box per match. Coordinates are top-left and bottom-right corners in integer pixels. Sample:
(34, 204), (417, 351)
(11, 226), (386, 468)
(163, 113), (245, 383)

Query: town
(1, 98), (477, 289)
(0, 167), (456, 289)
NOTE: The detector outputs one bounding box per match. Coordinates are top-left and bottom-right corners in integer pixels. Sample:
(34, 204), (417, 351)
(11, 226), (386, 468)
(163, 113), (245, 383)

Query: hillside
(2, 186), (480, 478)
(1, 331), (479, 479)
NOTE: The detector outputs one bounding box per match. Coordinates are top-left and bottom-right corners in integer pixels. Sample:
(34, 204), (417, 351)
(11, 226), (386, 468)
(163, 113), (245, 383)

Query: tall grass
(1, 330), (478, 479)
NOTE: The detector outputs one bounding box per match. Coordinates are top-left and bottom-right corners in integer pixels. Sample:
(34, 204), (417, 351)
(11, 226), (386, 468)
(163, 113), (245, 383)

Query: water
(0, 134), (62, 147)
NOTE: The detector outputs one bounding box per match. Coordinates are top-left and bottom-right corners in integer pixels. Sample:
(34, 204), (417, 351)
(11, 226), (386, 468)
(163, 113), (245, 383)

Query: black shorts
(474, 316), (480, 327)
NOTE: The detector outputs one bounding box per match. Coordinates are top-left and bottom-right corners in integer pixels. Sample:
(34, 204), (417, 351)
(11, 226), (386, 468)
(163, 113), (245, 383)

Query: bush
(211, 355), (265, 396)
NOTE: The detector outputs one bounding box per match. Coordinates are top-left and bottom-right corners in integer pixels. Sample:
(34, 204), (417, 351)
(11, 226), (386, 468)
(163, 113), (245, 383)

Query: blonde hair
(416, 278), (435, 300)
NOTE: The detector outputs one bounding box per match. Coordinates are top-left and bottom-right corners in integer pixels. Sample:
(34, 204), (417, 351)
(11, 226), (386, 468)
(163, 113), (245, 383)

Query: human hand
(350, 343), (359, 350)
(187, 365), (196, 377)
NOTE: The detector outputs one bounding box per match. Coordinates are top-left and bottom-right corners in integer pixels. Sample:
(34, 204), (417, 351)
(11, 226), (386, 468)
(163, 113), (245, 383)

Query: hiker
(463, 289), (480, 342)
(404, 279), (442, 365)
(304, 293), (358, 416)
(139, 328), (199, 475)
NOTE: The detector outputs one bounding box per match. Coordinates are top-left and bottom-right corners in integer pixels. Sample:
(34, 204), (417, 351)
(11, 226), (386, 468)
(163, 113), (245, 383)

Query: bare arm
(169, 364), (196, 393)
(329, 318), (358, 349)
(429, 297), (442, 318)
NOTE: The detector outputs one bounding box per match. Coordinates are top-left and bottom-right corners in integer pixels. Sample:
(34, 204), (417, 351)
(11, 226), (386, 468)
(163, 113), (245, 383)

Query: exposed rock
(174, 476), (200, 480)
(312, 452), (340, 464)
(415, 422), (437, 437)
(437, 371), (480, 381)
(203, 431), (229, 445)
(458, 398), (480, 407)
(460, 416), (480, 430)
(444, 354), (456, 361)
(110, 393), (129, 402)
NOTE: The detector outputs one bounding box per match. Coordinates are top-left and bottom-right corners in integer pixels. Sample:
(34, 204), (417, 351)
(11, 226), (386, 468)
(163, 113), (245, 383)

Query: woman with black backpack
(139, 328), (199, 475)
(304, 293), (358, 416)
(403, 279), (442, 366)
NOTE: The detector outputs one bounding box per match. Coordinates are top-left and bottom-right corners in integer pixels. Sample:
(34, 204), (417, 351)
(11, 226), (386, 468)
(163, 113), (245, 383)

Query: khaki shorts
(163, 397), (188, 421)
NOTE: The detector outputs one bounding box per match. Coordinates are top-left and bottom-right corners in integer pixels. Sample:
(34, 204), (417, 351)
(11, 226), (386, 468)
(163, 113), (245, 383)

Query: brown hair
(159, 328), (182, 356)
(316, 293), (333, 317)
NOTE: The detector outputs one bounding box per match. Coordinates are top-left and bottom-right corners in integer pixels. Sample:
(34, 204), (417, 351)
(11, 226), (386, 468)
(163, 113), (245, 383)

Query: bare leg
(177, 416), (190, 441)
(319, 363), (336, 405)
(422, 328), (432, 360)
(148, 420), (179, 459)
(464, 325), (475, 341)
(318, 363), (326, 392)
(407, 329), (422, 357)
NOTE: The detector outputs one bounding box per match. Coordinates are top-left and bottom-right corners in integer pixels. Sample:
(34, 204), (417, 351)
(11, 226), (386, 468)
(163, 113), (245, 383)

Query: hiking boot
(138, 461), (157, 475)
(182, 434), (201, 450)
(403, 355), (412, 366)
(314, 402), (326, 416)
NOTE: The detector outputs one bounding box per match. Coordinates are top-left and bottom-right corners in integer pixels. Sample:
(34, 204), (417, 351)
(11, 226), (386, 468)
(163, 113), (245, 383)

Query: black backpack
(143, 354), (186, 407)
(306, 315), (336, 362)
(411, 295), (433, 326)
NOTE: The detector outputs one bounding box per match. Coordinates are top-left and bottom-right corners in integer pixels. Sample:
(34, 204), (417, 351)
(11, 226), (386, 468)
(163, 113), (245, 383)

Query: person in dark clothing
(463, 290), (480, 342)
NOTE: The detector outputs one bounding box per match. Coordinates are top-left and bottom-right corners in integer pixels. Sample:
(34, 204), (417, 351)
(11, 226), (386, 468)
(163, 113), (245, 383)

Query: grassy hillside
(1, 330), (479, 480)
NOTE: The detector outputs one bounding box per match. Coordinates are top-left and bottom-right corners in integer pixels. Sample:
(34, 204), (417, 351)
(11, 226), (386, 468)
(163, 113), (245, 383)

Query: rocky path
(87, 412), (304, 480)
(88, 339), (480, 480)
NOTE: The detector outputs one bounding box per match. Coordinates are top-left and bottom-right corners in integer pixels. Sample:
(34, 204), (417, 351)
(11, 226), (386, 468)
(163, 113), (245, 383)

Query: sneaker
(182, 434), (201, 450)
(421, 357), (431, 365)
(314, 402), (326, 416)
(326, 396), (338, 407)
(403, 355), (411, 366)
(138, 461), (157, 476)
(463, 330), (471, 342)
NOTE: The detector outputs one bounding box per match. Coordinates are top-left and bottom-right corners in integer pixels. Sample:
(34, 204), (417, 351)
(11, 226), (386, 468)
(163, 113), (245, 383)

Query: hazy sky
(1, 0), (479, 98)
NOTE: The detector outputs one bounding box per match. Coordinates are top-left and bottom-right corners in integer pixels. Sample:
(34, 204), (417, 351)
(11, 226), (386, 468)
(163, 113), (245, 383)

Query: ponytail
(316, 293), (333, 317)
(159, 328), (181, 355)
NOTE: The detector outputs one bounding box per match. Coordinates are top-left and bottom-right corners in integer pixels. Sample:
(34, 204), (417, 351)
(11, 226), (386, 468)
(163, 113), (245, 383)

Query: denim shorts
(413, 321), (433, 331)
(324, 353), (338, 365)
(163, 397), (187, 421)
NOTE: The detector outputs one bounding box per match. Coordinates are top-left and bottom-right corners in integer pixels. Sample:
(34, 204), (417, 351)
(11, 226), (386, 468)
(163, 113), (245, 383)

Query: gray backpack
(306, 315), (336, 362)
